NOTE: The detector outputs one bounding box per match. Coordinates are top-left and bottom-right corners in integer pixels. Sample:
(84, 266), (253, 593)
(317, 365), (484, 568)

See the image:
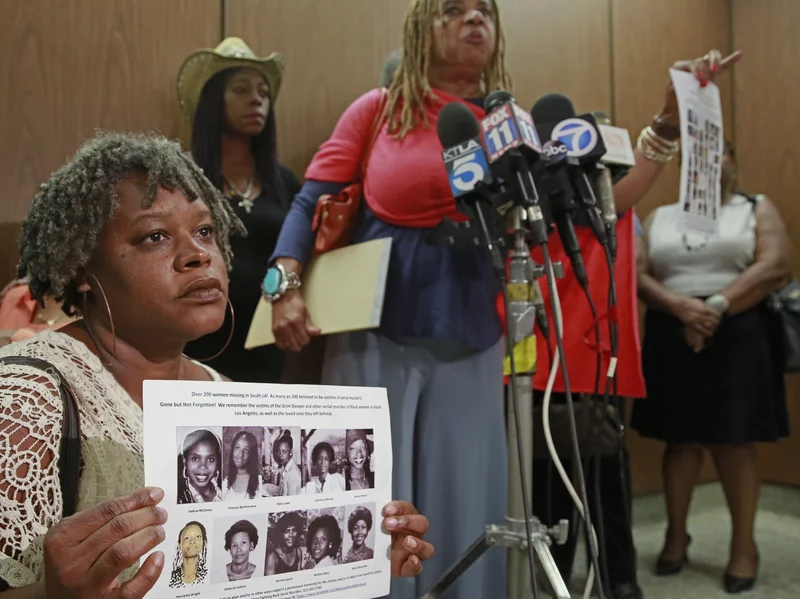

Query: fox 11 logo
(442, 139), (491, 197)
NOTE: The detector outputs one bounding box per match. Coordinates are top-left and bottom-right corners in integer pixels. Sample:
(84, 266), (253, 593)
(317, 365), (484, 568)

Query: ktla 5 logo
(444, 139), (488, 193)
(551, 118), (598, 157)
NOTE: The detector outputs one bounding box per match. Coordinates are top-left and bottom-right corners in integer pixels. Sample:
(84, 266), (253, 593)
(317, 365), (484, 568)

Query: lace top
(0, 330), (221, 588)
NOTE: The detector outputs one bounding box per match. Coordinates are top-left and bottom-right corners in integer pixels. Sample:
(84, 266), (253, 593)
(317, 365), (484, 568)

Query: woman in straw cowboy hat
(179, 37), (302, 384)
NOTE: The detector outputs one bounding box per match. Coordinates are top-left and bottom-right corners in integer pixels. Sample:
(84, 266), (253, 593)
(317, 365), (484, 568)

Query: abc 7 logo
(551, 118), (597, 157)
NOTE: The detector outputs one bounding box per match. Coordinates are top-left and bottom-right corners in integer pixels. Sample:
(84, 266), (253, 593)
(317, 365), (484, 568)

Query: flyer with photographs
(141, 380), (392, 599)
(670, 67), (724, 236)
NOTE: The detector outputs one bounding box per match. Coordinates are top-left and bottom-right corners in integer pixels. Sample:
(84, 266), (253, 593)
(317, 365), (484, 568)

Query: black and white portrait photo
(221, 426), (264, 501)
(176, 427), (223, 504)
(344, 429), (375, 491)
(301, 429), (346, 495)
(265, 510), (308, 576)
(212, 515), (267, 584)
(262, 427), (302, 497)
(305, 508), (345, 570)
(169, 521), (210, 588)
(343, 504), (377, 563)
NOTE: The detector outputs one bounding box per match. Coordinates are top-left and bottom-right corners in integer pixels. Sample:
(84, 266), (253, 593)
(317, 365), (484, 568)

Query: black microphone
(534, 96), (623, 261)
(435, 101), (505, 268)
(480, 90), (548, 246)
(531, 94), (592, 288)
(532, 94), (607, 227)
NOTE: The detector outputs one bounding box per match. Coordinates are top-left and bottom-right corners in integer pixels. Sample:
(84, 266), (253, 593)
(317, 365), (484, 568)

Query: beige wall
(0, 0), (798, 492)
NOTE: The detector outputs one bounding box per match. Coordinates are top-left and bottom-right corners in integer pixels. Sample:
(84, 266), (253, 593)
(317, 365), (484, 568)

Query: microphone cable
(602, 239), (634, 533)
(540, 243), (606, 599)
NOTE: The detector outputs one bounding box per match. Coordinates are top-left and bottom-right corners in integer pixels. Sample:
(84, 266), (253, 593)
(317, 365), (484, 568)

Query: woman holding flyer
(0, 132), (434, 598)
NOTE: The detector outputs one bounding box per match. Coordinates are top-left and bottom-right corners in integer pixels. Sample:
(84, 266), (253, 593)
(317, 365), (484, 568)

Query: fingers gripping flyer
(142, 380), (392, 599)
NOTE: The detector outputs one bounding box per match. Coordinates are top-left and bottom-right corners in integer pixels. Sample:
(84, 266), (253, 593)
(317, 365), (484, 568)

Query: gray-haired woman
(0, 132), (432, 599)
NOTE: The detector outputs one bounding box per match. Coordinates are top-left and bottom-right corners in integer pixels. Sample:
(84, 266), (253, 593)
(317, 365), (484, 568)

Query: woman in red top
(268, 2), (514, 598)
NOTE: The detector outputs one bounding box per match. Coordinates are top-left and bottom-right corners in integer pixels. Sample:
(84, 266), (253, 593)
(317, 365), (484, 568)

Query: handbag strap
(357, 88), (389, 183)
(0, 355), (82, 517)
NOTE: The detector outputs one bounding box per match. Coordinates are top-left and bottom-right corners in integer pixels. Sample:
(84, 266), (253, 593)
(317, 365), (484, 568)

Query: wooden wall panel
(612, 0), (733, 495)
(0, 0), (221, 223)
(502, 0), (611, 116)
(224, 0), (410, 179)
(733, 0), (800, 488)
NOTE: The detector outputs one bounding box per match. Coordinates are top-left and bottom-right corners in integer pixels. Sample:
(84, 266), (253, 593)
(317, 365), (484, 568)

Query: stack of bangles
(637, 118), (680, 163)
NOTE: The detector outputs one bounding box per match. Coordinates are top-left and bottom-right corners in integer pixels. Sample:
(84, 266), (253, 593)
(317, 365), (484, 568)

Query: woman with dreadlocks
(268, 2), (509, 597)
(0, 132), (433, 599)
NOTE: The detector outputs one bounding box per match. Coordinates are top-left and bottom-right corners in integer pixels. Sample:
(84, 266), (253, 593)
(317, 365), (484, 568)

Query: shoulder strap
(0, 355), (82, 517)
(735, 189), (765, 210)
(358, 89), (390, 182)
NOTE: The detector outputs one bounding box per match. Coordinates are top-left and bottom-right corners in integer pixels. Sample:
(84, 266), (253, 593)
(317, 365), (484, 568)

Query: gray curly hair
(17, 131), (246, 316)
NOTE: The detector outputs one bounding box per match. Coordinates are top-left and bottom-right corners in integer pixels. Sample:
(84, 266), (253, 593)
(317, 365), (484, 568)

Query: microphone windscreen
(484, 90), (514, 113)
(437, 101), (481, 148)
(531, 93), (576, 123)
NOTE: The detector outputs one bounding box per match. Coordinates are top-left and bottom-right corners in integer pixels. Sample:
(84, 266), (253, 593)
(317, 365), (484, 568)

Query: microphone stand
(423, 184), (570, 599)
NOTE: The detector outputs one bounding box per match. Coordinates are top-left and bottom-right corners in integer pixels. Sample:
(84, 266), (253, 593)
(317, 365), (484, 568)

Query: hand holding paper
(38, 487), (167, 599)
(657, 49), (742, 139)
(383, 501), (435, 577)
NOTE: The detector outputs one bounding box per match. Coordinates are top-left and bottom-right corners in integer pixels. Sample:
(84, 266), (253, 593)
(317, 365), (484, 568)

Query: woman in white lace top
(0, 133), (434, 599)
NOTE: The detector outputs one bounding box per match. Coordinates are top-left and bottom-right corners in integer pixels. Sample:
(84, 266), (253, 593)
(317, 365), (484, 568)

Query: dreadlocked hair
(17, 131), (247, 316)
(385, 0), (512, 138)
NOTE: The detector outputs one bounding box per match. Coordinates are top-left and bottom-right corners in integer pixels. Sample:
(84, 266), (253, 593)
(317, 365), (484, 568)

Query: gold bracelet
(637, 126), (679, 163)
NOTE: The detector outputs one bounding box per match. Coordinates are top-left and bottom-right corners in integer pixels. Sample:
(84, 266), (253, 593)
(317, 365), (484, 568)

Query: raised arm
(613, 49), (742, 212)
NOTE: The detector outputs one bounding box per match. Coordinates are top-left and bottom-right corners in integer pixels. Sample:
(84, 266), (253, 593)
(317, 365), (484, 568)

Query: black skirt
(630, 304), (789, 444)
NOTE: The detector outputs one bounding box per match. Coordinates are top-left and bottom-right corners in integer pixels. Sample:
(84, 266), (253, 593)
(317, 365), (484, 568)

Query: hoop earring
(196, 298), (235, 363)
(82, 274), (117, 367)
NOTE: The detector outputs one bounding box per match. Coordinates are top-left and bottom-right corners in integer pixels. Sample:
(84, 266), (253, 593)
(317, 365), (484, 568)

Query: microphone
(435, 101), (505, 267)
(531, 95), (596, 287)
(591, 110), (636, 173)
(588, 110), (635, 261)
(482, 90), (541, 158)
(481, 90), (548, 246)
(437, 101), (494, 200)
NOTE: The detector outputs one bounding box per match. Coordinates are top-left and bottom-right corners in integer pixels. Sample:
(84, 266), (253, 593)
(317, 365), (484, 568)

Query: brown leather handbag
(310, 89), (389, 256)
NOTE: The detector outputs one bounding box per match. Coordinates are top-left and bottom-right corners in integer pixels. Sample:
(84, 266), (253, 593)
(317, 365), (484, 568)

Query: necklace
(681, 232), (708, 252)
(225, 177), (255, 213)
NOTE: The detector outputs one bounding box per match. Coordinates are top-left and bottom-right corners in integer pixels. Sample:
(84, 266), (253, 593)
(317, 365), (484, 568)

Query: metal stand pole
(420, 207), (570, 599)
(504, 207), (570, 599)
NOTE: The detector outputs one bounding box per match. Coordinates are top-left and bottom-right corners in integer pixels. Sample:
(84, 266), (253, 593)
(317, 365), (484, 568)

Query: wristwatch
(262, 264), (301, 302)
(705, 294), (730, 314)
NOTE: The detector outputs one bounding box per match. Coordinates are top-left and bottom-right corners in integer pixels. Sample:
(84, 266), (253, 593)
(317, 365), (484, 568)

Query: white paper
(142, 380), (392, 599)
(670, 68), (724, 235)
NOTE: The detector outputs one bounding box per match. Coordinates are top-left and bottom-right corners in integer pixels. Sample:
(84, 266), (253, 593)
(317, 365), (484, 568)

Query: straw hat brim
(177, 49), (285, 122)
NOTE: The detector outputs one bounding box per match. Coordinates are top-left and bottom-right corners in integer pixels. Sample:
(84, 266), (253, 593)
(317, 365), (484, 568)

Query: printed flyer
(142, 380), (392, 599)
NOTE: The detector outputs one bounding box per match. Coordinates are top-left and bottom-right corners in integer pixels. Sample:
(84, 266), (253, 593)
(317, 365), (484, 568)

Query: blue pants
(322, 331), (508, 599)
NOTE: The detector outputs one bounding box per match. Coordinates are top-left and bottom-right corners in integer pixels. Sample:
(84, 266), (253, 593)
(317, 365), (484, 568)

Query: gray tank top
(647, 194), (758, 297)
